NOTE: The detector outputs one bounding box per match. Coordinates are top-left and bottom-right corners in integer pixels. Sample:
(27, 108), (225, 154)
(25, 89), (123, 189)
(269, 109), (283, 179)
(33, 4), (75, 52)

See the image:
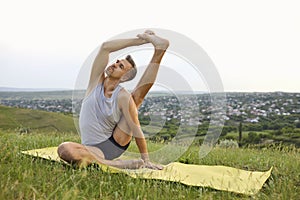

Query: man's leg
(57, 142), (144, 169)
(57, 142), (105, 167)
(132, 33), (169, 108)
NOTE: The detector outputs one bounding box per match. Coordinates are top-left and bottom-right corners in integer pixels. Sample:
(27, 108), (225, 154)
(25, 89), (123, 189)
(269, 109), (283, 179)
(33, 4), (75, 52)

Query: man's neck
(103, 77), (120, 97)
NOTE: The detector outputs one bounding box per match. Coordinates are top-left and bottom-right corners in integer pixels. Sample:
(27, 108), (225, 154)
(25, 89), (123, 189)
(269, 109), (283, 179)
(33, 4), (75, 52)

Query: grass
(1, 131), (300, 200)
(0, 105), (77, 133)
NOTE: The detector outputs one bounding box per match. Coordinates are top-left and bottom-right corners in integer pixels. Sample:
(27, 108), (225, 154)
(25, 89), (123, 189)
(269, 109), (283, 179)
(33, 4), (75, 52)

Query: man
(57, 30), (169, 169)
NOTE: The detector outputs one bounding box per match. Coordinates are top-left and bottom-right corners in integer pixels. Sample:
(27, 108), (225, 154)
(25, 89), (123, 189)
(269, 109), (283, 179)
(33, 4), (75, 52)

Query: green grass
(225, 130), (300, 147)
(1, 131), (300, 200)
(0, 105), (77, 133)
(226, 131), (268, 137)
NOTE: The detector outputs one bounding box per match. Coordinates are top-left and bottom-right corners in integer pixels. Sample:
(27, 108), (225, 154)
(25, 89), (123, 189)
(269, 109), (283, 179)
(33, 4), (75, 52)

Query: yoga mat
(21, 147), (272, 195)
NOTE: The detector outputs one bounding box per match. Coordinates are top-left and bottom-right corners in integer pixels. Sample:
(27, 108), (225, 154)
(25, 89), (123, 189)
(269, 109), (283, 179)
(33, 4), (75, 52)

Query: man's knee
(57, 142), (77, 161)
(131, 84), (153, 107)
(131, 92), (144, 108)
(57, 142), (67, 158)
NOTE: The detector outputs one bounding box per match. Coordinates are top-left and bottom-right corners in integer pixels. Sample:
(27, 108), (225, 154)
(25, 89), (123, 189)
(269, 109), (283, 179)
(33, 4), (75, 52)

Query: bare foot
(137, 32), (169, 50)
(144, 29), (155, 35)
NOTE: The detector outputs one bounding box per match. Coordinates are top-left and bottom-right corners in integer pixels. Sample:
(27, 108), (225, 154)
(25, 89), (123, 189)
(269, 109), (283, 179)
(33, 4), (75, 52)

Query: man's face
(106, 59), (133, 78)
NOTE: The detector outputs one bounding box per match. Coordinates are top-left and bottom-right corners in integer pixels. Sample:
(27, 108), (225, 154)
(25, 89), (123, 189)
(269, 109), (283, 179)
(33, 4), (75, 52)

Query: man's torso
(79, 83), (123, 145)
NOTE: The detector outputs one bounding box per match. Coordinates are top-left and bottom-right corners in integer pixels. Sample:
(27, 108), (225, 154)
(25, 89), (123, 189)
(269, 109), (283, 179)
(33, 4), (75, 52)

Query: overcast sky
(0, 0), (299, 92)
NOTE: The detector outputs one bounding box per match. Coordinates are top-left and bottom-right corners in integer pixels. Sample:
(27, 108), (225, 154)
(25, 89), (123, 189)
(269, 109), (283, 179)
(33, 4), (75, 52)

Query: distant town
(1, 91), (299, 124)
(1, 91), (300, 146)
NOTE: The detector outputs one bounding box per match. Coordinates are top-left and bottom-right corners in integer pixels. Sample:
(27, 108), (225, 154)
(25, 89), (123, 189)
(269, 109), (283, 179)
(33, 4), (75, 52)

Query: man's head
(121, 55), (137, 82)
(105, 55), (137, 83)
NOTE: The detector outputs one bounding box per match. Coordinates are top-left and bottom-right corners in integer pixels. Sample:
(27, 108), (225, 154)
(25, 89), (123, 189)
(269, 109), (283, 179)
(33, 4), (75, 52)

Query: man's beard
(105, 66), (113, 76)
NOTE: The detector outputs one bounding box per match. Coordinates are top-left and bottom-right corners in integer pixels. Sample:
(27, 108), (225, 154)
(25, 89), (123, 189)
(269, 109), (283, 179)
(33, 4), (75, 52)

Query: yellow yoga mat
(21, 147), (272, 195)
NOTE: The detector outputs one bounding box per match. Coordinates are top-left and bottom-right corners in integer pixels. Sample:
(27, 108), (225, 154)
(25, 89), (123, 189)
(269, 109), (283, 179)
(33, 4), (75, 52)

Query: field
(0, 106), (300, 199)
(1, 130), (299, 199)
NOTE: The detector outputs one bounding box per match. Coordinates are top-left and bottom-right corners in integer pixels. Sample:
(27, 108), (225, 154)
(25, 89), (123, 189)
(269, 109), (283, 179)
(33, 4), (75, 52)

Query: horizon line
(0, 87), (299, 94)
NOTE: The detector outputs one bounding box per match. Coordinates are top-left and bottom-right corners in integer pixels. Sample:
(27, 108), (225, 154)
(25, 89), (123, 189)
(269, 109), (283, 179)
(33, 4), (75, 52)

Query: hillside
(0, 105), (77, 133)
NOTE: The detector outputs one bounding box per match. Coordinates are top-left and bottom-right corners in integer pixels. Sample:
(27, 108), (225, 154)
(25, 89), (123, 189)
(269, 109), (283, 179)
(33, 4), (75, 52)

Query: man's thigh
(58, 142), (105, 163)
(85, 145), (105, 160)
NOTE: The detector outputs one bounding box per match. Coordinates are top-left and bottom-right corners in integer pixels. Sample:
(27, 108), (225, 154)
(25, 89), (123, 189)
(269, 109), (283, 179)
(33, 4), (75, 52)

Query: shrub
(217, 139), (239, 149)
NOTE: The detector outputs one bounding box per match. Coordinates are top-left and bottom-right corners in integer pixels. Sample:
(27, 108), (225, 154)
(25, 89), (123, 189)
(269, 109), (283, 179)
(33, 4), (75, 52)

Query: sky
(0, 0), (299, 92)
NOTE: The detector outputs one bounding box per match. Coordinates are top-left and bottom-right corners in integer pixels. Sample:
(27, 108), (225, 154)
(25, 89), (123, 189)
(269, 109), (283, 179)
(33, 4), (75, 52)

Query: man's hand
(137, 30), (169, 50)
(135, 30), (154, 45)
(142, 160), (164, 170)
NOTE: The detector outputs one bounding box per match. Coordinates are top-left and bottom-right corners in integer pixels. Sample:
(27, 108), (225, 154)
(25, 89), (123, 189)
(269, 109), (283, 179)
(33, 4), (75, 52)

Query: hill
(0, 105), (77, 133)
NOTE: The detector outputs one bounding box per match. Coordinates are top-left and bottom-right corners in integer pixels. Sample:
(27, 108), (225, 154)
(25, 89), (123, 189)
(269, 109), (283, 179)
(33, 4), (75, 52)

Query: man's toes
(145, 30), (155, 35)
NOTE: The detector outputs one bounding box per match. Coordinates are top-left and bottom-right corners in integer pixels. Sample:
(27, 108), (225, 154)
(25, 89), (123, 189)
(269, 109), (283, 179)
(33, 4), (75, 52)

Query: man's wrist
(141, 153), (150, 162)
(135, 38), (148, 45)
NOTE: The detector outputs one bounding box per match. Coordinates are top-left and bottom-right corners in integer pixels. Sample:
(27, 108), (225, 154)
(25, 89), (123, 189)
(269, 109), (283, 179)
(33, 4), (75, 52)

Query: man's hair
(125, 55), (136, 69)
(121, 55), (137, 82)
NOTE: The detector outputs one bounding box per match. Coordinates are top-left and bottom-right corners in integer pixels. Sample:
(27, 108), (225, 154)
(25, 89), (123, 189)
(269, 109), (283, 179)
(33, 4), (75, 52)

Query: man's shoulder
(117, 88), (133, 110)
(118, 87), (130, 96)
(117, 88), (131, 100)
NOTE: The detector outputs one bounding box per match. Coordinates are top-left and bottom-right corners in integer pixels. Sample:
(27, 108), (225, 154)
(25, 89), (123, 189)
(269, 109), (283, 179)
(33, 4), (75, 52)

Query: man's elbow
(131, 127), (144, 139)
(101, 41), (111, 52)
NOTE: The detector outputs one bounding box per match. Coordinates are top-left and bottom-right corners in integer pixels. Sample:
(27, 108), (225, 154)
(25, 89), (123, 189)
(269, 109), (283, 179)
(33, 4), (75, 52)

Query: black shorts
(91, 135), (130, 160)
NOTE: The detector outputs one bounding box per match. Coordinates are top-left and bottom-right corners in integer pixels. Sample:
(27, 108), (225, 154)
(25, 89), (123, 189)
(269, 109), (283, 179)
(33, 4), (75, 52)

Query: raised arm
(86, 37), (148, 96)
(118, 90), (162, 170)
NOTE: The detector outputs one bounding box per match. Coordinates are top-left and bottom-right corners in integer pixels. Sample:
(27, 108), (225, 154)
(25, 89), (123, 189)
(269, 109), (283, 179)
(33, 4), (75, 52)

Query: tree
(238, 122), (242, 144)
(246, 132), (260, 144)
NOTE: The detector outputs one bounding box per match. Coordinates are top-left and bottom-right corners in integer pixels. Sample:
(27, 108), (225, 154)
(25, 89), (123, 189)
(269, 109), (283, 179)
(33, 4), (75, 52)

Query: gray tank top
(79, 83), (123, 146)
